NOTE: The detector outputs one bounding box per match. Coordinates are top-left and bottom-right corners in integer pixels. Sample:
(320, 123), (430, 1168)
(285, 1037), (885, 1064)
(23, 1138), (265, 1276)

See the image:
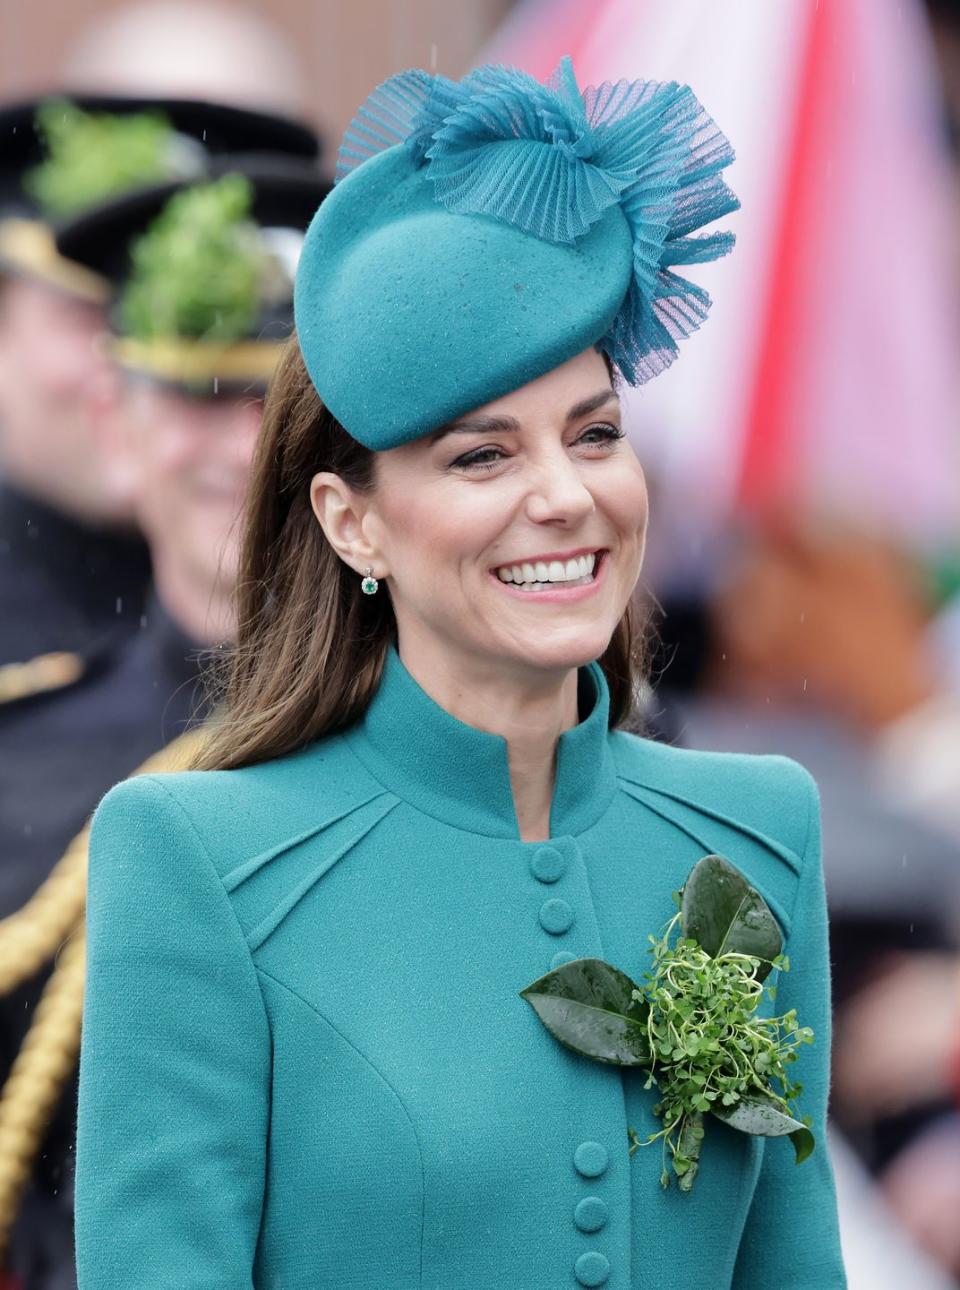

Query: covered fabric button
(529, 845), (567, 883)
(573, 1141), (608, 1178)
(539, 898), (575, 935)
(575, 1250), (610, 1286)
(574, 1196), (608, 1233)
(550, 950), (576, 969)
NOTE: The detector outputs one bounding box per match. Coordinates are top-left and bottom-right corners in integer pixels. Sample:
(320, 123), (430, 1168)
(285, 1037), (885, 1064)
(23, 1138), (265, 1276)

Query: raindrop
(115, 597), (123, 614)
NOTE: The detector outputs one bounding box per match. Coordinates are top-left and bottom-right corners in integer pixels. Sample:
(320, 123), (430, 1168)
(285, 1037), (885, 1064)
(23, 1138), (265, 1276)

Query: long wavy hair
(195, 336), (651, 771)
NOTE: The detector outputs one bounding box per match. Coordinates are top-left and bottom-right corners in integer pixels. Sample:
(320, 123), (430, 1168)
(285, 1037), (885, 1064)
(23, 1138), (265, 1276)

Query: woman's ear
(309, 471), (383, 576)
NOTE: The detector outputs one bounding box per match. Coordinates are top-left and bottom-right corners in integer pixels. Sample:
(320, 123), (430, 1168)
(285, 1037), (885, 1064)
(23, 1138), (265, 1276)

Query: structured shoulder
(610, 730), (819, 874)
(93, 731), (393, 885)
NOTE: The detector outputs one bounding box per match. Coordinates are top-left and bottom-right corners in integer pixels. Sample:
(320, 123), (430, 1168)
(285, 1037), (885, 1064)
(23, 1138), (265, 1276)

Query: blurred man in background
(0, 87), (318, 674)
(0, 99), (157, 675)
(0, 97), (328, 1287)
(0, 88), (320, 912)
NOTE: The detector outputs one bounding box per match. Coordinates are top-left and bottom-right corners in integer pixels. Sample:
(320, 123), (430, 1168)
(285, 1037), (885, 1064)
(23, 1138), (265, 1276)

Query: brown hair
(195, 335), (650, 772)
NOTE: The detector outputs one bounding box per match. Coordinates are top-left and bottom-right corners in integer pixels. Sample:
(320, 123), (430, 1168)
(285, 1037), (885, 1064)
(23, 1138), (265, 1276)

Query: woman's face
(357, 347), (648, 682)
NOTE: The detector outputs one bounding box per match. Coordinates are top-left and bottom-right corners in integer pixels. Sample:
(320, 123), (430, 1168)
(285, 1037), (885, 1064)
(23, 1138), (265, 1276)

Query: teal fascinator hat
(294, 57), (738, 451)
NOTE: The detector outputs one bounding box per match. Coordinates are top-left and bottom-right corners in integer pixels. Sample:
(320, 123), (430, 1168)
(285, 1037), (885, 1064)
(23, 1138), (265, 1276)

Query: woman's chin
(495, 627), (616, 676)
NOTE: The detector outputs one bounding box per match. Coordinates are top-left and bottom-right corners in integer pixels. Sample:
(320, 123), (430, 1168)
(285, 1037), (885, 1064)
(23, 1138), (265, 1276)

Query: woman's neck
(397, 633), (579, 842)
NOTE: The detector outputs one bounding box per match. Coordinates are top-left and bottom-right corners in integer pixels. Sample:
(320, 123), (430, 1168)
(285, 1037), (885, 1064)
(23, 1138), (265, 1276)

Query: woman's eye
(577, 423), (625, 447)
(450, 445), (507, 471)
(449, 424), (623, 472)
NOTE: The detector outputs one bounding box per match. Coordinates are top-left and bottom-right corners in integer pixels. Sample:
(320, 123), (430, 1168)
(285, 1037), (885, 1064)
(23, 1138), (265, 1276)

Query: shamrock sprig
(628, 903), (813, 1189)
(26, 101), (176, 218)
(120, 174), (264, 343)
(519, 854), (816, 1192)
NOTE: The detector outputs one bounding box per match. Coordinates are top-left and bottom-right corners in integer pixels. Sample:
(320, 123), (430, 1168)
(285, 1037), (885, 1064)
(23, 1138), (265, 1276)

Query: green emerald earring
(360, 566), (379, 595)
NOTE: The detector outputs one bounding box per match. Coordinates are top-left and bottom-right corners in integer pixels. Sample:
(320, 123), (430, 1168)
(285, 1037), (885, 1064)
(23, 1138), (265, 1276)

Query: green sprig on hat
(25, 100), (177, 218)
(120, 174), (265, 343)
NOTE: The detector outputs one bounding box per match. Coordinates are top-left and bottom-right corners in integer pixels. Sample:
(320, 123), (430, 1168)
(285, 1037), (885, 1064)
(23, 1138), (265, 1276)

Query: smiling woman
(74, 56), (846, 1290)
(185, 340), (649, 784)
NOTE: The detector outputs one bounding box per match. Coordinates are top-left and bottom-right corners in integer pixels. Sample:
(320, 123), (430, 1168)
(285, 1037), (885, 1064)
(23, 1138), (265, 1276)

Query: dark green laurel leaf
(680, 854), (782, 982)
(713, 1088), (813, 1160)
(519, 958), (651, 1065)
(788, 1126), (816, 1165)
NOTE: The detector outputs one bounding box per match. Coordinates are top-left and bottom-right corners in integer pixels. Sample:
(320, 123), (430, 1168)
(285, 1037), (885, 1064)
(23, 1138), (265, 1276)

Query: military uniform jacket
(0, 480), (150, 667)
(0, 596), (207, 1290)
(75, 648), (846, 1289)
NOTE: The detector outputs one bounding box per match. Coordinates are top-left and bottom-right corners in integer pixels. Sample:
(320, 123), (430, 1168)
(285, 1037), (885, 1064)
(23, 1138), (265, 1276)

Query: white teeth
(495, 551), (601, 588)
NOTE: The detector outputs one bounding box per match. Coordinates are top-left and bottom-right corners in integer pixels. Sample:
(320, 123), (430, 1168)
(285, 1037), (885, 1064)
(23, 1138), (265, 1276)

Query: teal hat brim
(294, 145), (633, 451)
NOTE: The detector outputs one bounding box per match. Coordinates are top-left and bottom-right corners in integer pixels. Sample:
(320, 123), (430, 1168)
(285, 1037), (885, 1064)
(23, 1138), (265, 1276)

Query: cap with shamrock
(57, 157), (330, 393)
(0, 94), (319, 304)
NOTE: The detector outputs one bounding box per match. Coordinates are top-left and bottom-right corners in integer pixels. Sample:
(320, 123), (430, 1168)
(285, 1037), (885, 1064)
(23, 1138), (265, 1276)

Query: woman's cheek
(602, 465), (647, 538)
(432, 486), (515, 557)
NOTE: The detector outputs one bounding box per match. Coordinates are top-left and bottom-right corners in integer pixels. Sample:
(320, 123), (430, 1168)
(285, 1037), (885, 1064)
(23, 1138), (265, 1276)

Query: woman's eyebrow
(565, 389), (620, 422)
(432, 413), (520, 440)
(431, 389), (619, 442)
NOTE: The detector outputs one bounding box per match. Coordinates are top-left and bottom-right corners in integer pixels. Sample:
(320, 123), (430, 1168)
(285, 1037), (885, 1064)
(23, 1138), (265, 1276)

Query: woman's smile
(490, 546), (609, 601)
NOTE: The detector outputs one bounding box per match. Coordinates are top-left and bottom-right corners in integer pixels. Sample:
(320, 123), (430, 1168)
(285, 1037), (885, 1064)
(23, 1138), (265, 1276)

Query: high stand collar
(344, 645), (619, 841)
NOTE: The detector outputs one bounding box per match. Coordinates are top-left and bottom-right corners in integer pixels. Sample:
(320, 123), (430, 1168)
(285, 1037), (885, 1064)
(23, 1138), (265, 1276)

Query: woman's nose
(524, 451), (596, 526)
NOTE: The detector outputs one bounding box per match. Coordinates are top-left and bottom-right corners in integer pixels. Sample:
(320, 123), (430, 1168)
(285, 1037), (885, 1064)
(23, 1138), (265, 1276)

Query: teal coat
(75, 649), (846, 1288)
